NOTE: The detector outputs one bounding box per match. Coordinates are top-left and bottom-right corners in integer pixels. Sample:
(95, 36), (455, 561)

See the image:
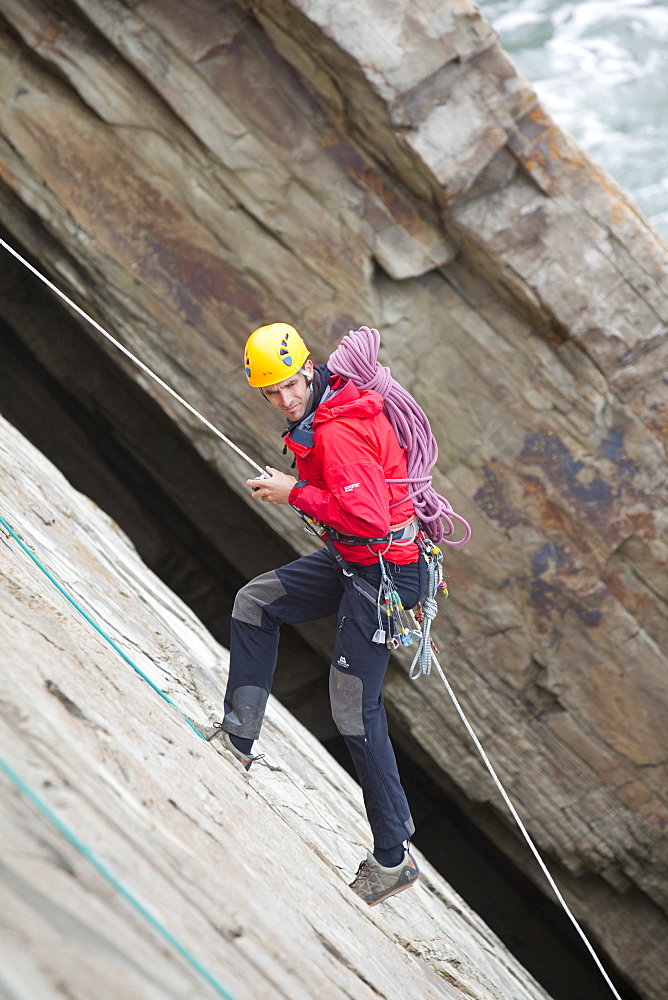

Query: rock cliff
(0, 2), (666, 998)
(0, 413), (553, 1000)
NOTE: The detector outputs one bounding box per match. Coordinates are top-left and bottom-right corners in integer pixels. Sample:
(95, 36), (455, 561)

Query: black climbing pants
(224, 547), (427, 848)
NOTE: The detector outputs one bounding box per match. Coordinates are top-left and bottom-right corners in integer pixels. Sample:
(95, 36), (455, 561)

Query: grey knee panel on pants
(233, 570), (287, 626)
(224, 685), (269, 739)
(329, 666), (365, 737)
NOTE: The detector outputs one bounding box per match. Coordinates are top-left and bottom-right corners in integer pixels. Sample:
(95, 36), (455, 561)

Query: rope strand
(0, 238), (264, 476)
(425, 652), (623, 1000)
(0, 757), (239, 1000)
(0, 514), (206, 742)
(1, 507), (624, 1000)
(0, 238), (622, 1000)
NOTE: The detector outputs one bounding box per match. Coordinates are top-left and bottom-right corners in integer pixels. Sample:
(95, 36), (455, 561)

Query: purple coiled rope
(328, 326), (471, 546)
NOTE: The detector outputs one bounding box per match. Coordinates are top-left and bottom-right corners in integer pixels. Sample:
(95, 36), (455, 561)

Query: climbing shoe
(215, 729), (264, 770)
(349, 850), (419, 906)
(193, 721), (264, 771)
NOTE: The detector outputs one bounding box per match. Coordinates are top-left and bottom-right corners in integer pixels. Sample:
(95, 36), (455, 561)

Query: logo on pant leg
(337, 655), (349, 668)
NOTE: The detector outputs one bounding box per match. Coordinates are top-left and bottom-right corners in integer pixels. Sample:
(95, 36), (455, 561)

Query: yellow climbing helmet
(244, 323), (310, 387)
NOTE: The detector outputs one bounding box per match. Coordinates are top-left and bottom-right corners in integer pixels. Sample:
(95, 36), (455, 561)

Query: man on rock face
(213, 322), (425, 906)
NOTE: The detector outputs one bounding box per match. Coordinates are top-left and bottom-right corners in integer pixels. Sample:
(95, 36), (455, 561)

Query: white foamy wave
(478, 0), (668, 238)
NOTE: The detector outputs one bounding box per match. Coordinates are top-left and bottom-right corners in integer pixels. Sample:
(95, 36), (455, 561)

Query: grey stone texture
(0, 1), (666, 996)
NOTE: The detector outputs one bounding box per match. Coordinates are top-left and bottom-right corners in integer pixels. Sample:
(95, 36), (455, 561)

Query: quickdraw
(371, 555), (421, 650)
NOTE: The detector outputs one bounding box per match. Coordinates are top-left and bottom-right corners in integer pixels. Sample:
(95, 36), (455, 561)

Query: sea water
(477, 0), (668, 239)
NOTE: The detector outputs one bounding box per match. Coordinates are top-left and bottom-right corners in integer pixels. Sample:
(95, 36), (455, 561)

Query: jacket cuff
(289, 480), (309, 505)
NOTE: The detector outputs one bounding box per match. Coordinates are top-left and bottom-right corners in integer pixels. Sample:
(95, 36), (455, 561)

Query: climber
(211, 321), (424, 906)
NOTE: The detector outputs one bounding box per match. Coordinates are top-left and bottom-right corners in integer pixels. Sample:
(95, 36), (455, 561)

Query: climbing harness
(0, 238), (624, 1000)
(295, 507), (422, 651)
(325, 517), (418, 548)
(296, 499), (438, 658)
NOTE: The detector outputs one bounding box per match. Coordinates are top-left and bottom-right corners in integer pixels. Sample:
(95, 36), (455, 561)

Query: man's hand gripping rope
(248, 467), (297, 504)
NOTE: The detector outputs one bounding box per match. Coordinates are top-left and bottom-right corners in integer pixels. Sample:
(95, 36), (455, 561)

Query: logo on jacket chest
(343, 482), (361, 492)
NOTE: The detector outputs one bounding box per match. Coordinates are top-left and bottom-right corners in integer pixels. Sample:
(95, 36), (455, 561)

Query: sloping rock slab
(0, 414), (551, 1000)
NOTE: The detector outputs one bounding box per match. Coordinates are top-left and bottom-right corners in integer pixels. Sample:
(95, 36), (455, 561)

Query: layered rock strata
(0, 2), (665, 997)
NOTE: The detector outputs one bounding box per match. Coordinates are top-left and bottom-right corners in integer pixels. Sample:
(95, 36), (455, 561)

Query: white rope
(408, 554), (441, 679)
(428, 650), (623, 1000)
(0, 238), (265, 476)
(2, 236), (623, 998)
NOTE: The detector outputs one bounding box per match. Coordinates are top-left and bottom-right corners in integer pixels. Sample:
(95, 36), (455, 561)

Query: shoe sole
(214, 733), (254, 771)
(364, 875), (419, 906)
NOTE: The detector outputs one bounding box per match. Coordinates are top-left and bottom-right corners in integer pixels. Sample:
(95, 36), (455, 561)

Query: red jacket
(286, 376), (419, 565)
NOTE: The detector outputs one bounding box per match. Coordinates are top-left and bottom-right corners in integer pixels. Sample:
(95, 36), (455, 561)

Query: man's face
(262, 360), (314, 421)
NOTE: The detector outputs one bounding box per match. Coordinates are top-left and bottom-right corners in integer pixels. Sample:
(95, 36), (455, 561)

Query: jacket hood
(283, 375), (386, 458)
(312, 377), (384, 426)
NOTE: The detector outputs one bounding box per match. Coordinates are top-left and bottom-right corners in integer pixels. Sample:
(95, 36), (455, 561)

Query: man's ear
(303, 359), (314, 378)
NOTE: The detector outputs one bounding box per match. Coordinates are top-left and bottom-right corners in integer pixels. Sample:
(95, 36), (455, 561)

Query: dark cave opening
(0, 239), (638, 1000)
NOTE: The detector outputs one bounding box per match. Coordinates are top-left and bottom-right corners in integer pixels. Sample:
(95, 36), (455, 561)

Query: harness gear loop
(325, 516), (418, 547)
